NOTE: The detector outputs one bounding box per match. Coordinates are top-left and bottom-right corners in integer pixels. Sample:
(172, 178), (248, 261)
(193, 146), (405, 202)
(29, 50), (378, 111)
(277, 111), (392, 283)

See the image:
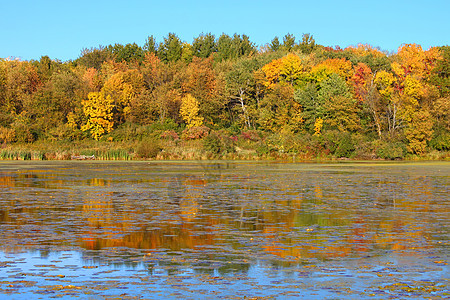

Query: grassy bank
(1, 131), (449, 162)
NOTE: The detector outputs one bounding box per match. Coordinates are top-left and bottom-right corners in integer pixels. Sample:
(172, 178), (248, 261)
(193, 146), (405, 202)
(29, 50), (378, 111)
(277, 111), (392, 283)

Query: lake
(0, 161), (448, 299)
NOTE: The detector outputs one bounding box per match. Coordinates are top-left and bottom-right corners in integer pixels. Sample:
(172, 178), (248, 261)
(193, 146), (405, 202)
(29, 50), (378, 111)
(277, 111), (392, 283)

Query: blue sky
(1, 0), (449, 61)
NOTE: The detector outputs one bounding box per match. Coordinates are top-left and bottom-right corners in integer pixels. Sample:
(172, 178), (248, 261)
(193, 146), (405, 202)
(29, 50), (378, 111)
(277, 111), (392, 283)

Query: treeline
(0, 33), (449, 159)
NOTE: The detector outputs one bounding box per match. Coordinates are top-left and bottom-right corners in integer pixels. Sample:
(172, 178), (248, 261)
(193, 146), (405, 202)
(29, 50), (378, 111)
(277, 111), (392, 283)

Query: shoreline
(1, 139), (449, 162)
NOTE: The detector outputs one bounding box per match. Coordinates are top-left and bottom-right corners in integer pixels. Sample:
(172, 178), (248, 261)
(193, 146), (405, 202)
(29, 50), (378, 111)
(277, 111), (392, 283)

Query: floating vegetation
(0, 161), (448, 298)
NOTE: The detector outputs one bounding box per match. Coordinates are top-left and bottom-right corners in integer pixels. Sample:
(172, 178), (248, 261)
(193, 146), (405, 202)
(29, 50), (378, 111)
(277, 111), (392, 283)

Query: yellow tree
(309, 58), (353, 83)
(345, 44), (386, 58)
(261, 53), (304, 88)
(81, 92), (114, 140)
(102, 69), (144, 124)
(391, 44), (441, 152)
(180, 94), (203, 128)
(374, 70), (400, 134)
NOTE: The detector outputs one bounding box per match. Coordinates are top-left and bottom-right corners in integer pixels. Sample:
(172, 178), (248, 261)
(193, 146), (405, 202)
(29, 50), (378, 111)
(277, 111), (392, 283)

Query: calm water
(0, 161), (448, 299)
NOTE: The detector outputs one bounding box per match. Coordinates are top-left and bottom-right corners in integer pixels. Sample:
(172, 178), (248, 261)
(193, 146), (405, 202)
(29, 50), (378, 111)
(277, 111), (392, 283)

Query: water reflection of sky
(0, 249), (448, 299)
(0, 161), (448, 298)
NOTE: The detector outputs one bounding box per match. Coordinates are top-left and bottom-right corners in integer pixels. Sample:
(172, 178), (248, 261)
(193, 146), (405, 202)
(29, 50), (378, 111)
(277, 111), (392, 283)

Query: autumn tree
(181, 43), (194, 63)
(261, 53), (305, 88)
(131, 53), (180, 124)
(0, 60), (40, 116)
(82, 67), (103, 92)
(181, 56), (220, 125)
(180, 94), (203, 128)
(309, 58), (353, 83)
(81, 92), (114, 140)
(102, 69), (144, 125)
(258, 84), (302, 132)
(385, 44), (441, 151)
(350, 62), (383, 136)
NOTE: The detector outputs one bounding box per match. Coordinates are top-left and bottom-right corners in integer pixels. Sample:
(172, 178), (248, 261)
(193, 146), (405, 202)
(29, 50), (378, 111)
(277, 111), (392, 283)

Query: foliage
(181, 126), (210, 140)
(261, 53), (304, 88)
(180, 94), (204, 128)
(136, 138), (161, 158)
(157, 33), (183, 62)
(429, 129), (450, 151)
(240, 130), (262, 142)
(321, 130), (355, 158)
(0, 126), (16, 143)
(81, 92), (114, 140)
(203, 131), (235, 155)
(193, 33), (216, 58)
(375, 141), (406, 160)
(0, 34), (448, 160)
(160, 129), (179, 141)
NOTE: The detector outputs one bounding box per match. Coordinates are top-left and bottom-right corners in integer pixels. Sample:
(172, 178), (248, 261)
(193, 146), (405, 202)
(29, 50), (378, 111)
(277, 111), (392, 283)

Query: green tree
(107, 43), (145, 63)
(225, 56), (264, 128)
(143, 35), (157, 54)
(282, 33), (296, 52)
(216, 33), (256, 61)
(299, 33), (315, 54)
(430, 46), (450, 97)
(318, 73), (360, 132)
(216, 33), (234, 61)
(294, 83), (321, 132)
(158, 33), (182, 62)
(181, 43), (194, 63)
(34, 55), (55, 82)
(76, 46), (112, 70)
(269, 37), (281, 52)
(193, 33), (216, 58)
(235, 34), (256, 57)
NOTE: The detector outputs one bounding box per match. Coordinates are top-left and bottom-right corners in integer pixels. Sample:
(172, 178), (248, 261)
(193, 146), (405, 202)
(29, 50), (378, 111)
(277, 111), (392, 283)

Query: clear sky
(1, 0), (449, 61)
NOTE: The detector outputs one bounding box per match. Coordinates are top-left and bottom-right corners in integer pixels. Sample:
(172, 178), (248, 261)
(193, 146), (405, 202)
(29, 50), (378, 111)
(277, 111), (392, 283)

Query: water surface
(0, 161), (448, 299)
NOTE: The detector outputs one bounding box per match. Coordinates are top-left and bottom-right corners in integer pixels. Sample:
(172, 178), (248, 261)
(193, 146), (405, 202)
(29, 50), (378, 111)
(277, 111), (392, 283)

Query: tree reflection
(0, 163), (447, 270)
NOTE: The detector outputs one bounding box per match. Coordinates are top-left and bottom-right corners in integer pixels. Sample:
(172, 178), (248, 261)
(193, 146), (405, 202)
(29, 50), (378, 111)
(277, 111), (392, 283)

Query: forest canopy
(1, 33), (449, 160)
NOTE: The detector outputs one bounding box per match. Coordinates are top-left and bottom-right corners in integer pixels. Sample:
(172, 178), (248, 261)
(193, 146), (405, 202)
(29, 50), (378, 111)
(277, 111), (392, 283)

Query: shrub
(240, 130), (262, 142)
(12, 123), (36, 143)
(375, 141), (406, 159)
(429, 130), (450, 151)
(149, 118), (179, 132)
(160, 130), (179, 141)
(322, 130), (355, 158)
(182, 126), (210, 140)
(136, 139), (161, 159)
(255, 141), (271, 156)
(0, 127), (16, 144)
(203, 131), (235, 155)
(334, 132), (355, 158)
